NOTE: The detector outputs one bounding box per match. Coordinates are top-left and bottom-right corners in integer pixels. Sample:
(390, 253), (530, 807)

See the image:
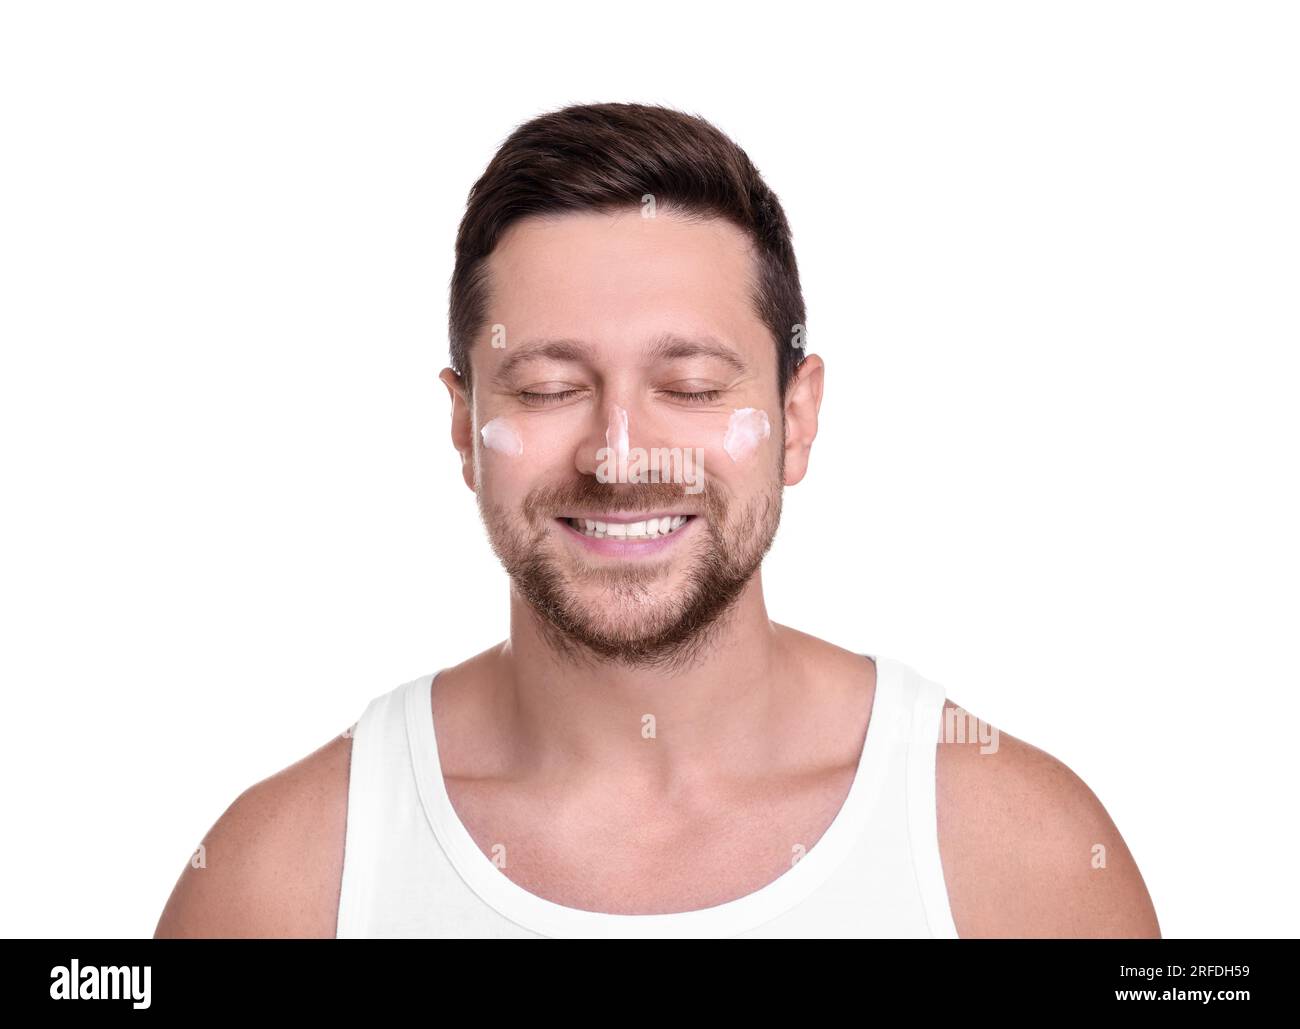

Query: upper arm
(935, 700), (1161, 938)
(153, 731), (354, 938)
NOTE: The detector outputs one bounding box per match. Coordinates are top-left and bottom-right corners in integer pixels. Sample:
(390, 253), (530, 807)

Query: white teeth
(567, 516), (691, 540)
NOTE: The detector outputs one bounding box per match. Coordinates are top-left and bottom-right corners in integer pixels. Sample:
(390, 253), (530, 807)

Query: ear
(781, 353), (824, 486)
(439, 367), (477, 493)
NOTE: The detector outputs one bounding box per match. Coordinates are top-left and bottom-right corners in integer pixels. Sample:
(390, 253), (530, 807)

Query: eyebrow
(491, 333), (749, 384)
(644, 334), (749, 375)
(493, 338), (591, 383)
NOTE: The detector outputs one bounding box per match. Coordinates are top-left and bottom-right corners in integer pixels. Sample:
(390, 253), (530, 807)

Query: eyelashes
(517, 389), (585, 406)
(517, 389), (723, 407)
(664, 389), (723, 404)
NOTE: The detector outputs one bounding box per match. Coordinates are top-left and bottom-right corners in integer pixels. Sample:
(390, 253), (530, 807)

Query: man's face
(453, 207), (787, 666)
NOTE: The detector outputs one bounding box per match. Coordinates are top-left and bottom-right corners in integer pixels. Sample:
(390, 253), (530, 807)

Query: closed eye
(518, 389), (586, 406)
(518, 388), (723, 406)
(659, 389), (723, 404)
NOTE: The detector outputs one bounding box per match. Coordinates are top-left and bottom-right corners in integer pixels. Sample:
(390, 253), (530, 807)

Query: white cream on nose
(723, 407), (770, 462)
(606, 404), (630, 465)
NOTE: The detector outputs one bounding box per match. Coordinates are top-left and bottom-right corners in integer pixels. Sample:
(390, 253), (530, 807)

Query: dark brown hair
(448, 102), (807, 397)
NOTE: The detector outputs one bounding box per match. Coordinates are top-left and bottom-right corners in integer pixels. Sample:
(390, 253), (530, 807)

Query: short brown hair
(448, 102), (807, 397)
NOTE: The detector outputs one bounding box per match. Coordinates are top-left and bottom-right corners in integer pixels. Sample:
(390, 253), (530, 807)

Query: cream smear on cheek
(480, 416), (524, 457)
(722, 408), (770, 462)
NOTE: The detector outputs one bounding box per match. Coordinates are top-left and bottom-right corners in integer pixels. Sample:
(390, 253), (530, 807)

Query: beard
(477, 457), (784, 672)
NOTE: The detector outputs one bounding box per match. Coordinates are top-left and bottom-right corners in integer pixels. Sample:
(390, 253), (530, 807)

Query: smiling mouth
(559, 515), (694, 540)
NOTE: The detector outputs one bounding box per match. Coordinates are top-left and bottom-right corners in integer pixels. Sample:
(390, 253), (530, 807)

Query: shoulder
(933, 697), (1161, 938)
(153, 727), (354, 938)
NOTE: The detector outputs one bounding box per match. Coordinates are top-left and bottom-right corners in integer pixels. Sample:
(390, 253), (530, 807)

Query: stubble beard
(478, 470), (783, 673)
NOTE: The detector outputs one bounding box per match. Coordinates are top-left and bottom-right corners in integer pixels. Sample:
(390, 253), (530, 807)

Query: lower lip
(556, 516), (697, 558)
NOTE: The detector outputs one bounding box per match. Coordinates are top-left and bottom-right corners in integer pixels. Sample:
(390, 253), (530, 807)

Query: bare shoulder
(153, 727), (355, 938)
(934, 698), (1161, 938)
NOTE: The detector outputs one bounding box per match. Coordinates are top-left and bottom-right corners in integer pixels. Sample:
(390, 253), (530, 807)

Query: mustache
(522, 478), (724, 521)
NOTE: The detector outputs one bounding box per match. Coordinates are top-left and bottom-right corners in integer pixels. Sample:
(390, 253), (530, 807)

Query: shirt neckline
(404, 653), (897, 938)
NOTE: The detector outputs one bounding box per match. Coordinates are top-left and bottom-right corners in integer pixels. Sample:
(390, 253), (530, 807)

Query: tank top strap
(898, 661), (961, 938)
(335, 674), (432, 938)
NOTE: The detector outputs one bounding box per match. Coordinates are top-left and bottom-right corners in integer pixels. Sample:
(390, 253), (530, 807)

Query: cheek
(478, 412), (579, 475)
(721, 408), (771, 463)
(476, 418), (535, 511)
(480, 416), (524, 457)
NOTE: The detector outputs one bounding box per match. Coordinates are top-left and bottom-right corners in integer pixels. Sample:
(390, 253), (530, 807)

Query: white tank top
(335, 654), (959, 938)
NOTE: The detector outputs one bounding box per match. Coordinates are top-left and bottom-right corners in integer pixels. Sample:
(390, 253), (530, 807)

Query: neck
(487, 570), (806, 781)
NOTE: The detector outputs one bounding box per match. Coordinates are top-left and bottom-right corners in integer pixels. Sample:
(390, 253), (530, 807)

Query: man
(155, 102), (1160, 938)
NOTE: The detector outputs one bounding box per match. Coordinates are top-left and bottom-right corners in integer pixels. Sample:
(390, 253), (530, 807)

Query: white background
(1, 1), (1295, 938)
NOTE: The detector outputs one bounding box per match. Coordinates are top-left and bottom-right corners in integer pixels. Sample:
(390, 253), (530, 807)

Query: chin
(563, 598), (686, 643)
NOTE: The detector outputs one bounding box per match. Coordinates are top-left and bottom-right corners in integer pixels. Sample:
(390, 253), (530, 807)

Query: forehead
(481, 208), (768, 369)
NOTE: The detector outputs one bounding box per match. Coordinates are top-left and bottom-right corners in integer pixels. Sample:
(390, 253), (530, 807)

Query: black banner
(0, 939), (1284, 1017)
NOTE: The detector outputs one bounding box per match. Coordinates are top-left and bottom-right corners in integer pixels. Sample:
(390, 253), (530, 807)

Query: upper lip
(558, 512), (696, 524)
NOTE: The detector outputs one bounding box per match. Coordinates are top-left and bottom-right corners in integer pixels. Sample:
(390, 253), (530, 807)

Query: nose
(574, 401), (630, 478)
(573, 396), (699, 481)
